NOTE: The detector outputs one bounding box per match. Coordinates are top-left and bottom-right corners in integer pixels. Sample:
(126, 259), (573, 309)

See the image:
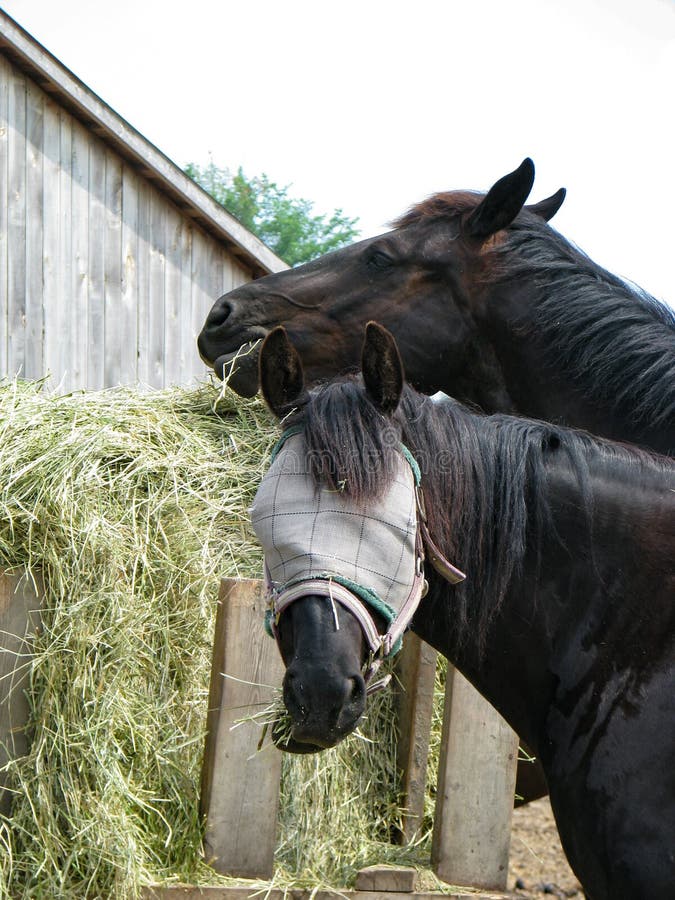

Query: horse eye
(367, 249), (394, 271)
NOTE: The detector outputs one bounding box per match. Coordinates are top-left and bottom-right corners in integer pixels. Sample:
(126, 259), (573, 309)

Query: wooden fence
(199, 578), (519, 892)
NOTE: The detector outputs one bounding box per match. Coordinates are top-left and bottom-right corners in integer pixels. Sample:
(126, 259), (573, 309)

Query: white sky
(3, 0), (675, 304)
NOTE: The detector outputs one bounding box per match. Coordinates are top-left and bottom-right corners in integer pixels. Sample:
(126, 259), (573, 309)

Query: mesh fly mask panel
(250, 432), (427, 663)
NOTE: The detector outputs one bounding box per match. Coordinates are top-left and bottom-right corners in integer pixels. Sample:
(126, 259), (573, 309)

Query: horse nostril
(349, 676), (365, 708)
(337, 675), (366, 729)
(208, 300), (233, 329)
(283, 669), (308, 722)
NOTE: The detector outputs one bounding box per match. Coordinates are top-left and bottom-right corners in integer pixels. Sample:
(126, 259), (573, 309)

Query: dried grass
(0, 379), (438, 899)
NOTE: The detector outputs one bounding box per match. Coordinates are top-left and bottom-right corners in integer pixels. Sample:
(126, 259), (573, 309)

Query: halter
(250, 429), (466, 692)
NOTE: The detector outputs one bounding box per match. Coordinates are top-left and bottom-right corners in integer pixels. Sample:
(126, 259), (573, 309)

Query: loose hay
(0, 380), (436, 899)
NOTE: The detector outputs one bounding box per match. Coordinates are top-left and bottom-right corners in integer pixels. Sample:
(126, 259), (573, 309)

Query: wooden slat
(56, 112), (74, 390)
(178, 222), (195, 385)
(103, 148), (123, 387)
(394, 634), (438, 843)
(42, 96), (62, 387)
(7, 66), (26, 378)
(142, 886), (509, 900)
(200, 578), (285, 879)
(147, 190), (166, 388)
(431, 668), (518, 890)
(188, 230), (213, 385)
(87, 141), (105, 390)
(355, 865), (417, 892)
(135, 181), (151, 386)
(0, 56), (10, 374)
(23, 78), (44, 380)
(70, 121), (89, 391)
(56, 110), (74, 391)
(120, 166), (139, 384)
(0, 571), (43, 816)
(163, 207), (183, 386)
(189, 231), (209, 378)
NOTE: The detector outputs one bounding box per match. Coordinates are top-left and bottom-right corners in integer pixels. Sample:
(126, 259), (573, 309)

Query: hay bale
(0, 380), (435, 898)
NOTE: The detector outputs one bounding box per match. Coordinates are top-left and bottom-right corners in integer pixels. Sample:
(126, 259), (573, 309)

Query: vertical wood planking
(0, 56), (10, 373)
(87, 142), (105, 389)
(55, 112), (73, 390)
(205, 239), (223, 351)
(231, 257), (252, 292)
(200, 578), (285, 879)
(178, 222), (194, 385)
(431, 667), (518, 890)
(42, 97), (61, 387)
(147, 191), (166, 387)
(0, 571), (43, 817)
(70, 122), (89, 391)
(7, 67), (26, 378)
(120, 166), (139, 384)
(394, 634), (438, 844)
(24, 80), (44, 380)
(103, 149), (123, 387)
(163, 207), (182, 386)
(0, 54), (271, 390)
(135, 181), (151, 386)
(190, 231), (208, 381)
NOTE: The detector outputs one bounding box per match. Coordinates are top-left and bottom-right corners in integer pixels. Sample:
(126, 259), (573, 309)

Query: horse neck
(477, 241), (675, 456)
(407, 402), (675, 749)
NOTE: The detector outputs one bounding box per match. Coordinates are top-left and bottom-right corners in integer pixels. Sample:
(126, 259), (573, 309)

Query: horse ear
(464, 158), (536, 240)
(259, 327), (306, 417)
(526, 187), (566, 222)
(361, 322), (404, 414)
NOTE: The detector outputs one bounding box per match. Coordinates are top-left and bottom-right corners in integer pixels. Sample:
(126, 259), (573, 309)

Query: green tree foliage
(185, 161), (360, 266)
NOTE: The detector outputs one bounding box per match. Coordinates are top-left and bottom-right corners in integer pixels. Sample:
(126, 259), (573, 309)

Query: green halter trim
(264, 575), (403, 656)
(269, 425), (304, 463)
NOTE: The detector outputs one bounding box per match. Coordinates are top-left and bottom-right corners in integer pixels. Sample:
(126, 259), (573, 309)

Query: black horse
(199, 158), (675, 456)
(252, 323), (675, 900)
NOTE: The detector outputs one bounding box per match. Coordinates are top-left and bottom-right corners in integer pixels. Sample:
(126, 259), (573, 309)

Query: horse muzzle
(210, 340), (264, 397)
(197, 290), (270, 394)
(276, 661), (367, 753)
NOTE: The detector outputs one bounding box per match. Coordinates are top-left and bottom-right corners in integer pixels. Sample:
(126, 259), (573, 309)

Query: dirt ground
(506, 798), (582, 898)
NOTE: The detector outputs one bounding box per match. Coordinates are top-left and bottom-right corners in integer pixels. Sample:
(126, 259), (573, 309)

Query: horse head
(198, 159), (565, 402)
(251, 323), (419, 752)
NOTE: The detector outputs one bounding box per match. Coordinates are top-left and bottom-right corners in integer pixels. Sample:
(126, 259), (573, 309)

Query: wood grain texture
(200, 578), (286, 879)
(431, 668), (518, 890)
(0, 571), (43, 816)
(355, 864), (417, 892)
(142, 886), (510, 900)
(0, 46), (282, 391)
(393, 634), (438, 844)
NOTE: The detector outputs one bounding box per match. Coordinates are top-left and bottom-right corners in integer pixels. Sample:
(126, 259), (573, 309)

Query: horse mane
(393, 190), (481, 227)
(290, 376), (672, 652)
(398, 388), (674, 652)
(492, 220), (675, 429)
(396, 190), (675, 430)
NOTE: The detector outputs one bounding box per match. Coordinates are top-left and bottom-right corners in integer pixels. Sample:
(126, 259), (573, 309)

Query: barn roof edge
(0, 9), (289, 280)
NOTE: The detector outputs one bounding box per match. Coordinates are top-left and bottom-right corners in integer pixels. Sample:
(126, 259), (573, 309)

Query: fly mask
(250, 430), (466, 688)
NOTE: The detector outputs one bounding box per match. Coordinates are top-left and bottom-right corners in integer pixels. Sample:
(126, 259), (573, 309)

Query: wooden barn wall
(0, 54), (253, 391)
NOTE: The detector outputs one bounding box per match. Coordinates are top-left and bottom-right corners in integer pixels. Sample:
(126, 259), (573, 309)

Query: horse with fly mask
(251, 322), (675, 900)
(202, 158), (675, 803)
